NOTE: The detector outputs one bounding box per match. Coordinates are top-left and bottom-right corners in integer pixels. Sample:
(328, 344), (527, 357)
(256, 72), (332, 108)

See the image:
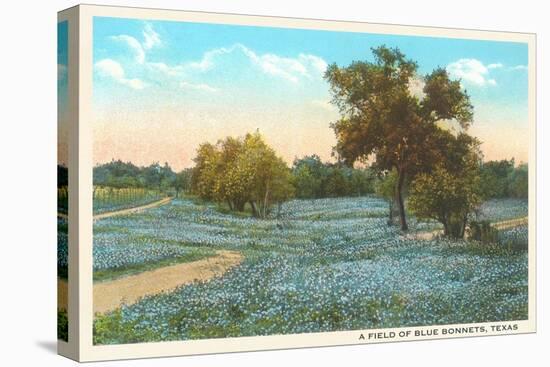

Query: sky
(58, 20), (69, 167)
(92, 16), (529, 171)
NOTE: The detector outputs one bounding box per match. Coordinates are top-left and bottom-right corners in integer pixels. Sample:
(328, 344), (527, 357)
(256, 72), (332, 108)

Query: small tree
(292, 165), (320, 199)
(174, 169), (192, 198)
(324, 167), (350, 197)
(349, 168), (375, 196)
(479, 159), (515, 198)
(190, 143), (220, 201)
(192, 132), (293, 218)
(228, 132), (293, 218)
(409, 133), (482, 238)
(508, 163), (528, 198)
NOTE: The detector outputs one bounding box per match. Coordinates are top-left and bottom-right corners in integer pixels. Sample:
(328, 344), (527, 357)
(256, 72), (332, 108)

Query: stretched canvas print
(58, 4), (536, 361)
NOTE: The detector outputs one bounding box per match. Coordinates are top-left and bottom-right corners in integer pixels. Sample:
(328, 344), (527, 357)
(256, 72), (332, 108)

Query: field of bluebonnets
(57, 217), (68, 279)
(92, 195), (528, 344)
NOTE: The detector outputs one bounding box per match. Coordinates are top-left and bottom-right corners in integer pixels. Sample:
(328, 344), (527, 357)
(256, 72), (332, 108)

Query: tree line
(292, 155), (375, 199)
(93, 159), (194, 198)
(92, 45), (528, 238)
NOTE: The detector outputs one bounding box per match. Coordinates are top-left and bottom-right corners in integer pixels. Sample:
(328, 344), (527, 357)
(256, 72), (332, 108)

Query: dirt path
(57, 250), (243, 315)
(94, 197), (172, 220)
(407, 216), (529, 241)
(58, 277), (68, 311)
(94, 250), (242, 314)
(491, 216), (528, 230)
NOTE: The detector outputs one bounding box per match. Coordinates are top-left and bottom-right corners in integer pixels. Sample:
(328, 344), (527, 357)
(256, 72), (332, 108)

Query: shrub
(469, 220), (499, 244)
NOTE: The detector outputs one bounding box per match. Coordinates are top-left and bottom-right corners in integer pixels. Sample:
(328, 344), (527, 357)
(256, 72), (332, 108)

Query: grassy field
(93, 220), (216, 282)
(93, 187), (164, 214)
(90, 196), (528, 344)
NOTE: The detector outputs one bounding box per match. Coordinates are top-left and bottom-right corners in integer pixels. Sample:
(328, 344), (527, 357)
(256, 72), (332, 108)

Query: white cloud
(512, 64), (528, 71)
(446, 58), (497, 87)
(110, 35), (145, 64)
(180, 81), (219, 93)
(110, 23), (161, 64)
(96, 59), (125, 79)
(146, 62), (183, 76)
(122, 78), (145, 90)
(237, 44), (327, 83)
(186, 46), (234, 72)
(487, 63), (504, 69)
(152, 43), (327, 84)
(300, 54), (329, 74)
(58, 64), (67, 80)
(95, 58), (145, 90)
(99, 39), (327, 92)
(142, 23), (161, 50)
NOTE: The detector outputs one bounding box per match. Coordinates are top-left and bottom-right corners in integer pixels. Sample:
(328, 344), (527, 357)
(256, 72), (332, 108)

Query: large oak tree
(325, 46), (473, 230)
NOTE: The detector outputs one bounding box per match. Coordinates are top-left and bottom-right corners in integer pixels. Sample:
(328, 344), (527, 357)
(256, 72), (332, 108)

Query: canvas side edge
(57, 5), (80, 362)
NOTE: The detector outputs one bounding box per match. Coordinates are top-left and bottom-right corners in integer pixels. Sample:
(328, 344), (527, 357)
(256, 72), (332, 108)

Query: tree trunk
(263, 182), (270, 219)
(235, 201), (245, 212)
(395, 168), (408, 231)
(387, 200), (394, 226)
(460, 214), (468, 239)
(250, 201), (259, 217)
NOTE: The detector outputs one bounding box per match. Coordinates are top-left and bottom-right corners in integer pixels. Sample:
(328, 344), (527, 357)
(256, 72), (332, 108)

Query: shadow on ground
(35, 340), (57, 354)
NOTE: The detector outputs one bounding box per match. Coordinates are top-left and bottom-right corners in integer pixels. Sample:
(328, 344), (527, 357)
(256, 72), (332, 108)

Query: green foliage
(409, 149), (482, 239)
(375, 169), (398, 224)
(190, 142), (220, 201)
(291, 155), (374, 199)
(325, 46), (474, 231)
(409, 130), (484, 238)
(292, 165), (320, 199)
(93, 159), (178, 193)
(94, 309), (158, 344)
(479, 160), (528, 199)
(191, 132), (294, 218)
(508, 163), (528, 198)
(375, 170), (397, 201)
(58, 309), (68, 341)
(174, 168), (193, 197)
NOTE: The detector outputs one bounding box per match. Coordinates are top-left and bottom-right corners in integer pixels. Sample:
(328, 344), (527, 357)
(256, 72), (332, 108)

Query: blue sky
(92, 16), (529, 170)
(58, 21), (68, 109)
(58, 20), (69, 166)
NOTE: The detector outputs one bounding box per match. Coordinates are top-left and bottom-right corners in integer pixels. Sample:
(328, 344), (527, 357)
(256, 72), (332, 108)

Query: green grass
(58, 309), (68, 341)
(93, 249), (216, 283)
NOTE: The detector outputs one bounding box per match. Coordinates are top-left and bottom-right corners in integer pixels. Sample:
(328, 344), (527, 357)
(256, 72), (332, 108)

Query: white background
(0, 0), (547, 365)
